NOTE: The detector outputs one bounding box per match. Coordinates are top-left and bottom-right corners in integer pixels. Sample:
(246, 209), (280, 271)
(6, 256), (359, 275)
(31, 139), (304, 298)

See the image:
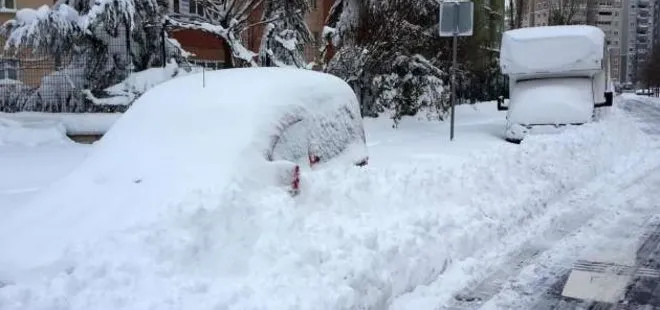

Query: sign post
(439, 1), (474, 141)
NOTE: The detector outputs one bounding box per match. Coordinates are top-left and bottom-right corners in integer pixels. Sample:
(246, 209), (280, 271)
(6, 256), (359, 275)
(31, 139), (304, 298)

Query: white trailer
(496, 25), (614, 143)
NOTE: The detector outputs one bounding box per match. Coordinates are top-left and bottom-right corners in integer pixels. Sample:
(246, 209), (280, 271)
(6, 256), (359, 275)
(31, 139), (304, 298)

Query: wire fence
(0, 24), (172, 113)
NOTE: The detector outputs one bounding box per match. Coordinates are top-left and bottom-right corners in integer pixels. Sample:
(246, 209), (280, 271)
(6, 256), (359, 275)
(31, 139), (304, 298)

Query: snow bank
(500, 25), (605, 75)
(0, 102), (651, 309)
(0, 112), (120, 135)
(0, 118), (72, 146)
(0, 67), (363, 288)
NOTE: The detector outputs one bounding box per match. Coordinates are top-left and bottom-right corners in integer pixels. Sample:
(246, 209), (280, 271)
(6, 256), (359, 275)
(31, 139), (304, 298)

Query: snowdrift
(0, 103), (653, 309)
(0, 67), (362, 286)
(0, 118), (72, 146)
(500, 25), (605, 75)
(0, 112), (120, 136)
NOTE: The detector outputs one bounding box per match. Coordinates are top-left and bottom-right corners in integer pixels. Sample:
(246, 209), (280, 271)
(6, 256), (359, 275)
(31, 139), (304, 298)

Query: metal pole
(450, 34), (457, 141)
(450, 2), (458, 141)
(161, 25), (167, 68)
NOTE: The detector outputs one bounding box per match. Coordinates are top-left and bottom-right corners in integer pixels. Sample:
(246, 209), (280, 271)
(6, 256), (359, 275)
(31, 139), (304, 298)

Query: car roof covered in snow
(500, 25), (605, 76)
(95, 67), (361, 180)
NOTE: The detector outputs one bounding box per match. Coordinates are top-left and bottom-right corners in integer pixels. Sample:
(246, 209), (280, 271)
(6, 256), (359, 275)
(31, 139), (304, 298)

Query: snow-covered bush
(324, 0), (450, 123)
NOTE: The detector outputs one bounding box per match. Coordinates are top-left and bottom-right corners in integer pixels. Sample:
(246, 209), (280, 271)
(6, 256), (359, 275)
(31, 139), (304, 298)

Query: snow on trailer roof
(500, 25), (605, 76)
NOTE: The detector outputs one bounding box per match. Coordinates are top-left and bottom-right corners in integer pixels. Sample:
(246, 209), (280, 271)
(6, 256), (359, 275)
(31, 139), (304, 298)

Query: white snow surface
(87, 60), (188, 106)
(0, 118), (72, 146)
(0, 112), (120, 135)
(0, 67), (364, 286)
(507, 77), (595, 125)
(0, 96), (652, 309)
(500, 25), (604, 75)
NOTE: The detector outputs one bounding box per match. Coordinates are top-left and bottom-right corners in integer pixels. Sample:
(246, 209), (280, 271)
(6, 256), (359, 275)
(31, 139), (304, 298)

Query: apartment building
(167, 0), (333, 69)
(594, 0), (623, 83)
(521, 0), (589, 27)
(621, 0), (656, 85)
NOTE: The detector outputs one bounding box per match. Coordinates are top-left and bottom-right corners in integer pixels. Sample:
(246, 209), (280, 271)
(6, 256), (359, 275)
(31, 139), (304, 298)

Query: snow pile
(0, 118), (72, 146)
(500, 25), (604, 75)
(86, 60), (190, 106)
(0, 112), (120, 135)
(0, 102), (651, 309)
(0, 67), (363, 287)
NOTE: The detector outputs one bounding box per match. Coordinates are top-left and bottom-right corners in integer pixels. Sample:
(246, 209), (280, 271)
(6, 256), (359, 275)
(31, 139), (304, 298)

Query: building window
(1, 0), (15, 10)
(0, 59), (19, 80)
(189, 0), (203, 15)
(311, 0), (317, 9)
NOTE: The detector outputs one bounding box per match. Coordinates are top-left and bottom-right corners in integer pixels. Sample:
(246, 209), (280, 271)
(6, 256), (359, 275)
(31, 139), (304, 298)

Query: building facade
(621, 0), (656, 85)
(0, 0), (60, 89)
(167, 0), (333, 69)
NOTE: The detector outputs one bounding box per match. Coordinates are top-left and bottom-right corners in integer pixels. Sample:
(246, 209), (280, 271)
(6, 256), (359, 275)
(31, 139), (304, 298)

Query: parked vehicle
(104, 66), (370, 196)
(496, 25), (614, 143)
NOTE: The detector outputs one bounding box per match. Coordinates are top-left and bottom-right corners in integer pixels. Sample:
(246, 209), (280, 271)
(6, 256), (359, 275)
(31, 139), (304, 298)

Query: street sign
(438, 0), (474, 141)
(439, 1), (474, 37)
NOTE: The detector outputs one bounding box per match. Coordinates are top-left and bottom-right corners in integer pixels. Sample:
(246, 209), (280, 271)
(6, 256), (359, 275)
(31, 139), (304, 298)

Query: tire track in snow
(436, 99), (660, 310)
(436, 155), (660, 310)
(480, 172), (660, 310)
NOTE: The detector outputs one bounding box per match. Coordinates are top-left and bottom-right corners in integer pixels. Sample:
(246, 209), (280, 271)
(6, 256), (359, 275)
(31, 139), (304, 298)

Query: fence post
(161, 21), (168, 67)
(125, 19), (133, 74)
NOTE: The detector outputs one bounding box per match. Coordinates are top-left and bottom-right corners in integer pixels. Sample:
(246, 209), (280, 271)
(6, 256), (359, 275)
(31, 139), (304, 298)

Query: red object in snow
(291, 165), (300, 192)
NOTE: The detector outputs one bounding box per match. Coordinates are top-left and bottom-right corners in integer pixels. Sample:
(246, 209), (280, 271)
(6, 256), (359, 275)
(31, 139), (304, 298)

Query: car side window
(271, 119), (310, 166)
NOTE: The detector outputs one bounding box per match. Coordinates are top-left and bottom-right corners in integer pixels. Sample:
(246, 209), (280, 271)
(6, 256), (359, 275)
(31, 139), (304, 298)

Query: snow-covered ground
(1, 96), (658, 310)
(0, 121), (89, 227)
(364, 102), (507, 166)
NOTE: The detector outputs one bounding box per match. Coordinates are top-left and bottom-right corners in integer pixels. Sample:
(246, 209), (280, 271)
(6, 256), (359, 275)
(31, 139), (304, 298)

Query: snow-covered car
(0, 67), (369, 283)
(102, 66), (369, 195)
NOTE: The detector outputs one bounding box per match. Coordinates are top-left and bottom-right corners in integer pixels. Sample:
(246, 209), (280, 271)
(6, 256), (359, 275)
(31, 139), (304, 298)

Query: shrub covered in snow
(323, 0), (450, 124)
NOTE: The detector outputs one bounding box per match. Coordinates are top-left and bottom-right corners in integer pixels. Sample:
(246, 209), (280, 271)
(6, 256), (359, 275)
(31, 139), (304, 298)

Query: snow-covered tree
(259, 0), (312, 67)
(324, 0), (450, 123)
(164, 0), (261, 67)
(166, 0), (313, 68)
(1, 0), (187, 112)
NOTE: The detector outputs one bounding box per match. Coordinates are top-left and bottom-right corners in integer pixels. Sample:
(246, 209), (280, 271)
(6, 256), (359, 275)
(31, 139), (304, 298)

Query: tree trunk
(222, 39), (234, 68)
(514, 0), (524, 28)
